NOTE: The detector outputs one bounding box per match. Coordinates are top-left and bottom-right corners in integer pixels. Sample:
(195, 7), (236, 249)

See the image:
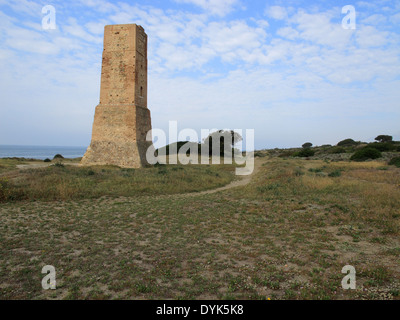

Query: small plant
(294, 148), (315, 157)
(350, 147), (382, 161)
(328, 146), (346, 154)
(158, 166), (167, 175)
(257, 183), (281, 193)
(44, 158), (51, 163)
(254, 151), (267, 157)
(368, 142), (396, 152)
(328, 170), (342, 177)
(52, 161), (65, 168)
(337, 138), (358, 147)
(375, 135), (393, 143)
(388, 156), (400, 168)
(278, 150), (296, 158)
(53, 154), (64, 159)
(294, 167), (304, 176)
(0, 178), (10, 202)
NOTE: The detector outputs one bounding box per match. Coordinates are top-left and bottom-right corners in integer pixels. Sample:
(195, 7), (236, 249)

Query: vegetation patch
(350, 148), (382, 161)
(0, 162), (236, 202)
(388, 156), (400, 168)
(293, 148), (315, 158)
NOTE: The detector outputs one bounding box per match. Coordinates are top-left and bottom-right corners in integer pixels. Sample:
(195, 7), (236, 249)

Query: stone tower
(81, 24), (153, 168)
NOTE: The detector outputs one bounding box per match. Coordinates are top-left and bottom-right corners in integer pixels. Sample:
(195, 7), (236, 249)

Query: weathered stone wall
(81, 24), (153, 168)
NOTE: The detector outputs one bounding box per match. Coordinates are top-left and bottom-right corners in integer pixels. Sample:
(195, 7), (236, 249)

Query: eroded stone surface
(81, 24), (153, 168)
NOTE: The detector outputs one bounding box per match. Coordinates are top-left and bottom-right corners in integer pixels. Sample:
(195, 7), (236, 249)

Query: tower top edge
(104, 24), (145, 31)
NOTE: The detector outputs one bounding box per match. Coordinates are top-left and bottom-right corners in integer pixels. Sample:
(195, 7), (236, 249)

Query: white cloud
(5, 27), (61, 54)
(203, 20), (266, 55)
(277, 26), (299, 40)
(174, 0), (239, 16)
(0, 0), (43, 17)
(361, 14), (387, 25)
(63, 18), (103, 43)
(265, 5), (287, 20)
(1, 1), (399, 148)
(78, 0), (118, 13)
(290, 10), (354, 49)
(390, 12), (400, 24)
(356, 25), (390, 47)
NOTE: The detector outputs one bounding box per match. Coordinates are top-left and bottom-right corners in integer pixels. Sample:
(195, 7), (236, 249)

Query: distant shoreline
(0, 145), (86, 160)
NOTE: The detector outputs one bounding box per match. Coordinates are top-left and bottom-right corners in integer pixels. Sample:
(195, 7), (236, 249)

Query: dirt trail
(175, 157), (264, 197)
(0, 163), (79, 178)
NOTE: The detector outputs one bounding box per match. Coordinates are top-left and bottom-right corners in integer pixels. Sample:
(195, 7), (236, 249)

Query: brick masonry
(81, 24), (154, 168)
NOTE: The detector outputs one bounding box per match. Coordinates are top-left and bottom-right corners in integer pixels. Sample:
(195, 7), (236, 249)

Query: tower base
(81, 104), (153, 168)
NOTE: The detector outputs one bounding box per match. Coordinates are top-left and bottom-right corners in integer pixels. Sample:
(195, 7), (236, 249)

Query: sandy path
(15, 163), (80, 169)
(174, 157), (264, 197)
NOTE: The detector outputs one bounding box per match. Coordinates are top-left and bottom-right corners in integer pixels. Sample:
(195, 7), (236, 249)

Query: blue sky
(0, 0), (399, 149)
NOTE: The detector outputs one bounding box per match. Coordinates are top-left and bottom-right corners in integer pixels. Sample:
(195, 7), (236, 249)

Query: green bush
(254, 151), (267, 157)
(278, 150), (296, 158)
(0, 178), (9, 202)
(350, 148), (382, 161)
(52, 162), (65, 168)
(328, 170), (342, 177)
(44, 158), (51, 162)
(337, 138), (358, 146)
(388, 157), (400, 168)
(375, 135), (393, 143)
(368, 142), (396, 152)
(294, 148), (315, 157)
(53, 154), (64, 159)
(309, 167), (324, 173)
(329, 146), (347, 154)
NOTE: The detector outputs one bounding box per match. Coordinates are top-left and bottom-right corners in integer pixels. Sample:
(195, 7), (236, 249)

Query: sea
(0, 145), (87, 160)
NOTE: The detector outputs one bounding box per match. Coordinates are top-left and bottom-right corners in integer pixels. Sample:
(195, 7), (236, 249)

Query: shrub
(0, 178), (10, 202)
(388, 156), (400, 168)
(309, 167), (324, 173)
(254, 151), (267, 157)
(294, 167), (304, 176)
(52, 162), (65, 168)
(278, 150), (296, 158)
(328, 170), (342, 177)
(329, 146), (347, 154)
(350, 147), (382, 161)
(302, 142), (313, 148)
(44, 158), (51, 162)
(368, 142), (396, 152)
(375, 135), (393, 143)
(397, 146), (400, 152)
(294, 148), (315, 157)
(337, 138), (358, 146)
(53, 154), (64, 159)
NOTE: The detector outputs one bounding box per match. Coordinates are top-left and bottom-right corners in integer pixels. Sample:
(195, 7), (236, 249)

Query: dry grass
(0, 159), (237, 202)
(0, 157), (399, 300)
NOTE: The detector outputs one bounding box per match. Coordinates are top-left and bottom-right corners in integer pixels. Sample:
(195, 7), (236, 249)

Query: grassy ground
(0, 157), (399, 299)
(0, 158), (236, 201)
